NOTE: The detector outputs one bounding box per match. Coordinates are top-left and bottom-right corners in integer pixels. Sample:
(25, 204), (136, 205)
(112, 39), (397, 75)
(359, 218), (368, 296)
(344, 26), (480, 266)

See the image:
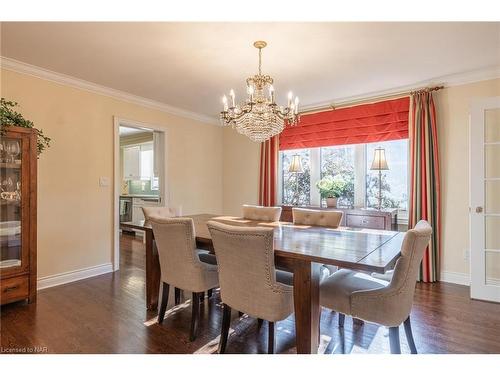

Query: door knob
(476, 206), (483, 213)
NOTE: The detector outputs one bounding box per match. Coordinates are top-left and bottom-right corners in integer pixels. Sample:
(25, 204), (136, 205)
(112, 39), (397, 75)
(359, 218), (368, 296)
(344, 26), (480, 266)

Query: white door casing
(113, 117), (168, 271)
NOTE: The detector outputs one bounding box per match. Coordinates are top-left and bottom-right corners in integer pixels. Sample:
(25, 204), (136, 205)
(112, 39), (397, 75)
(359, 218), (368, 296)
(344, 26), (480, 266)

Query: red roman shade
(279, 97), (410, 150)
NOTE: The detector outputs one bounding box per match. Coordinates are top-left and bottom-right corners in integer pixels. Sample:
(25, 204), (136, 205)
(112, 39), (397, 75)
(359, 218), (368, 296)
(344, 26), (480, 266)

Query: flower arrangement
(316, 175), (347, 198)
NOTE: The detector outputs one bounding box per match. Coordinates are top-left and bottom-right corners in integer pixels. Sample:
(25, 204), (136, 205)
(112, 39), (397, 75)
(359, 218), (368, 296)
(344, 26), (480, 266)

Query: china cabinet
(0, 126), (37, 305)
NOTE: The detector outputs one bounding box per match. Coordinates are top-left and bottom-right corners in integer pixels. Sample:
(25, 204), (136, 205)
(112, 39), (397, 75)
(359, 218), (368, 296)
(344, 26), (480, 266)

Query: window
(139, 143), (153, 181)
(279, 139), (408, 213)
(140, 143), (159, 191)
(366, 140), (408, 210)
(321, 145), (355, 207)
(281, 149), (310, 205)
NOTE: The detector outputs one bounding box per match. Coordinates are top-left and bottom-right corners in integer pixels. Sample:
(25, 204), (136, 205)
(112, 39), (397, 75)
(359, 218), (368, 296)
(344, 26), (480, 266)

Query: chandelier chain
(258, 47), (262, 75)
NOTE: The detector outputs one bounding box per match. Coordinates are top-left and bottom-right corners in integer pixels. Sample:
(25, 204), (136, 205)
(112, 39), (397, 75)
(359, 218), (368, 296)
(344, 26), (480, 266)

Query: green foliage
(1, 98), (51, 156)
(366, 173), (402, 208)
(316, 175), (348, 198)
(320, 146), (355, 207)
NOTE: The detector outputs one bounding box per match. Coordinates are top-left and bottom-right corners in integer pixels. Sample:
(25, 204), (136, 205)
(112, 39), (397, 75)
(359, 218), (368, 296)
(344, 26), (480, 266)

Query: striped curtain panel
(409, 91), (441, 282)
(258, 136), (279, 206)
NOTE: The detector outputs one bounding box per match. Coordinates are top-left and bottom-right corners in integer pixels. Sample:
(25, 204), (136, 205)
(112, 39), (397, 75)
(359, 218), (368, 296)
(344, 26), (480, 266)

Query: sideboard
(280, 205), (398, 231)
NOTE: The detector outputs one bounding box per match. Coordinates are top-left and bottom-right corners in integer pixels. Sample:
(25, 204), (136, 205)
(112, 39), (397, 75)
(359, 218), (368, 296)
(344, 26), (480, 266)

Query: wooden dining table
(120, 213), (404, 354)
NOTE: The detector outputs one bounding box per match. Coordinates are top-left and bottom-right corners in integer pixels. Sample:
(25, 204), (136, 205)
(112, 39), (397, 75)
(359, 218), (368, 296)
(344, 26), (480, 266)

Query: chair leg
(199, 291), (205, 303)
(174, 288), (181, 305)
(403, 316), (418, 354)
(207, 288), (213, 298)
(338, 313), (345, 328)
(157, 282), (169, 324)
(218, 304), (232, 354)
(190, 292), (200, 341)
(318, 309), (322, 345)
(388, 326), (401, 354)
(339, 327), (346, 354)
(353, 318), (364, 325)
(268, 321), (275, 354)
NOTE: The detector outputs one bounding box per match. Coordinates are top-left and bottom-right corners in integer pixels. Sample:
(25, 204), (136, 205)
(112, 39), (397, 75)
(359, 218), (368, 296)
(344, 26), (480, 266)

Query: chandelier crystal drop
(220, 41), (299, 142)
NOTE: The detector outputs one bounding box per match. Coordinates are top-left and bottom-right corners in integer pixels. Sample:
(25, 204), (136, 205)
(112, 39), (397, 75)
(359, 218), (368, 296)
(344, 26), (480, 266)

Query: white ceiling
(1, 22), (499, 120)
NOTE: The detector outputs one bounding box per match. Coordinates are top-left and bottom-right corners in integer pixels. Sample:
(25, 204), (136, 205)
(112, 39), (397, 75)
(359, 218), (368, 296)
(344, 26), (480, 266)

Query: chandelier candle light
(220, 41), (300, 142)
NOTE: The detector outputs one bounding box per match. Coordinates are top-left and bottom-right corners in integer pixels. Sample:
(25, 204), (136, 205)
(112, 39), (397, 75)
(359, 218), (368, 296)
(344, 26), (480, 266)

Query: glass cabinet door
(0, 135), (27, 274)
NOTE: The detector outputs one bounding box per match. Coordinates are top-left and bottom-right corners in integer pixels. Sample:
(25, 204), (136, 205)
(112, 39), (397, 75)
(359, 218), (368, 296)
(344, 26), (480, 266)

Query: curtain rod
(300, 85), (444, 115)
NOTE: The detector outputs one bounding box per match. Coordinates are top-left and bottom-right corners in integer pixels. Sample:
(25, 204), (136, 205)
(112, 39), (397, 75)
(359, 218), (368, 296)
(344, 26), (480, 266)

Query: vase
(326, 197), (338, 208)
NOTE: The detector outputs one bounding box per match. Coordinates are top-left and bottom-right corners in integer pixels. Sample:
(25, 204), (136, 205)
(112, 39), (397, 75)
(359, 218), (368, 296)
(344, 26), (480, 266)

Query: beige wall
(222, 126), (260, 215)
(1, 68), (223, 278)
(220, 78), (500, 280)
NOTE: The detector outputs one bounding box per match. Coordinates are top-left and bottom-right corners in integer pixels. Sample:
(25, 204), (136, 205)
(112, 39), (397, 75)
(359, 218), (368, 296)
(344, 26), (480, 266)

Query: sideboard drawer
(346, 214), (385, 230)
(1, 275), (29, 304)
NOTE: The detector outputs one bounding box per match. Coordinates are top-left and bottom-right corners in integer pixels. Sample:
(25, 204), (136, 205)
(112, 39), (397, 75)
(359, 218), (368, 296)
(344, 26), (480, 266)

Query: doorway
(113, 117), (167, 271)
(470, 97), (500, 303)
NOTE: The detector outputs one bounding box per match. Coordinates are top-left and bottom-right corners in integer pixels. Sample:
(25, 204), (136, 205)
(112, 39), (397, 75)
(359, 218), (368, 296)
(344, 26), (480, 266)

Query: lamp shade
(370, 147), (389, 171)
(289, 154), (304, 173)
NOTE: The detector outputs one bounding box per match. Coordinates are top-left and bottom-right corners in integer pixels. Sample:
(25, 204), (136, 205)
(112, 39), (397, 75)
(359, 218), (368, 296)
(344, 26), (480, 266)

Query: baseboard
(440, 271), (500, 287)
(440, 271), (470, 286)
(37, 263), (114, 290)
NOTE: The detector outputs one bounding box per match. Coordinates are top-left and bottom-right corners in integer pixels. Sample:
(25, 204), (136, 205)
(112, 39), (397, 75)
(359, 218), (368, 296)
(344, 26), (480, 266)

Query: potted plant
(316, 175), (347, 208)
(1, 98), (51, 155)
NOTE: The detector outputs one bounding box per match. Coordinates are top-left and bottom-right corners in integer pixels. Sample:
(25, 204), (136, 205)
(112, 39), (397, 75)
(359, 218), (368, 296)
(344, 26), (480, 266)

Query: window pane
(320, 145), (355, 207)
(281, 149), (310, 205)
(140, 149), (153, 180)
(366, 140), (408, 210)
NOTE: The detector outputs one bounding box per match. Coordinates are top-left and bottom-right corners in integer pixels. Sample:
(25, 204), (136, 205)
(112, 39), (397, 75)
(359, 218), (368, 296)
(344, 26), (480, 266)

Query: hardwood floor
(1, 233), (500, 354)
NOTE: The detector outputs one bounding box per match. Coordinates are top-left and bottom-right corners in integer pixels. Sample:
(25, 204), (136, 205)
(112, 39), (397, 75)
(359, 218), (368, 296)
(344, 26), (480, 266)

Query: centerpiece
(316, 175), (347, 208)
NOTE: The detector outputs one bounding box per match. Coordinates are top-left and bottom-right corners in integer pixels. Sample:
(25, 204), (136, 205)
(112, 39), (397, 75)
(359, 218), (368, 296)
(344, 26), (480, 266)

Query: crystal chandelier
(220, 41), (299, 142)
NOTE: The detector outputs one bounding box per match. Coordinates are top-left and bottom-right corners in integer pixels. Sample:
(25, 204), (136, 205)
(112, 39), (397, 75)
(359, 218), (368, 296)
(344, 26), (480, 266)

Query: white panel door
(470, 97), (500, 302)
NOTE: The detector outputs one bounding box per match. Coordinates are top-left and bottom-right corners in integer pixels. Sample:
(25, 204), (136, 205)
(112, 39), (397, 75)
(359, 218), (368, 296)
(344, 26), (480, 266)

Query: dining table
(120, 213), (404, 354)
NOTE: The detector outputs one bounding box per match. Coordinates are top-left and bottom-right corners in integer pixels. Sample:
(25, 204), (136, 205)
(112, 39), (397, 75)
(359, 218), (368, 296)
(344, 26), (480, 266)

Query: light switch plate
(99, 177), (110, 187)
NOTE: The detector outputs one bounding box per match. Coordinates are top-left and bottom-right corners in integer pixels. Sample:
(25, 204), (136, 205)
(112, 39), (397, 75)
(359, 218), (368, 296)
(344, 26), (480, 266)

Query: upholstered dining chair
(207, 221), (294, 354)
(319, 220), (432, 354)
(142, 206), (185, 302)
(149, 216), (219, 341)
(293, 207), (343, 277)
(142, 206), (176, 225)
(242, 204), (282, 222)
(292, 207), (343, 228)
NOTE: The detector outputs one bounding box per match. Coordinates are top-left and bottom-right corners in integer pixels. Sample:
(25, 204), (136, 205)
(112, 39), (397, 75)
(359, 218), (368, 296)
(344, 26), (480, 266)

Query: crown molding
(3, 56), (498, 122)
(301, 65), (500, 112)
(0, 56), (220, 126)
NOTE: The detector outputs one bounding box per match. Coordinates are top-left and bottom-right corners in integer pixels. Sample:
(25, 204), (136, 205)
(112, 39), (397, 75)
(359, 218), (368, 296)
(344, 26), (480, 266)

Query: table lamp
(370, 147), (389, 210)
(289, 154), (303, 205)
